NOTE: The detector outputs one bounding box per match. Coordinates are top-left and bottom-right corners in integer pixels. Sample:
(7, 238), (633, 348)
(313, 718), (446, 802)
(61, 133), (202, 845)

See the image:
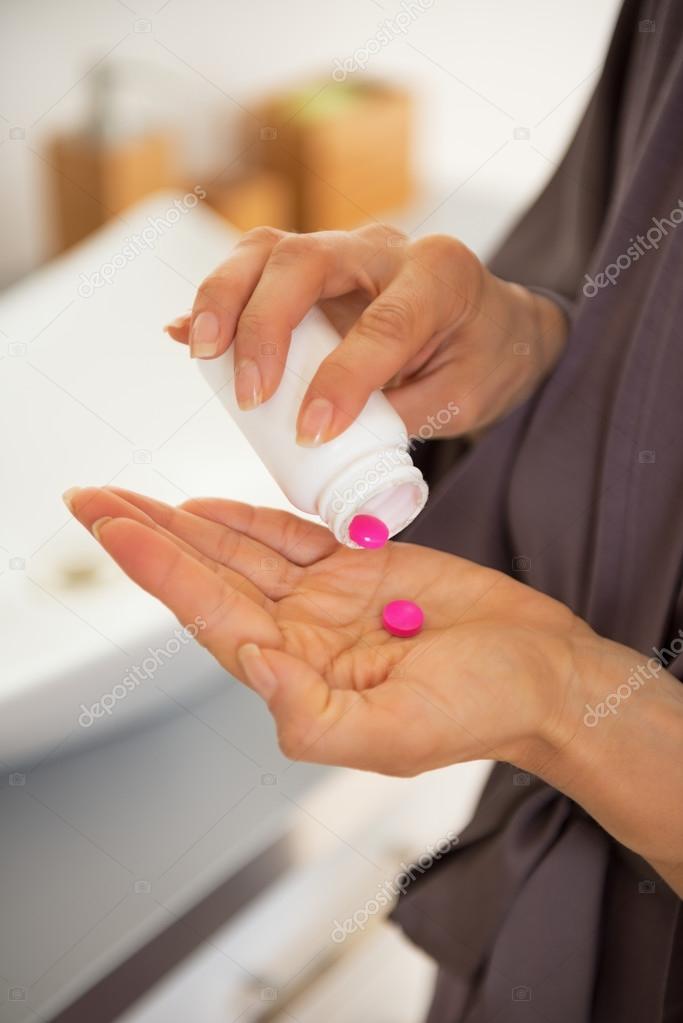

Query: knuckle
(270, 232), (330, 264)
(414, 232), (462, 257)
(236, 308), (272, 343)
(411, 234), (482, 319)
(196, 271), (232, 305)
(240, 225), (285, 248)
(361, 297), (414, 340)
(412, 233), (474, 273)
(361, 222), (408, 246)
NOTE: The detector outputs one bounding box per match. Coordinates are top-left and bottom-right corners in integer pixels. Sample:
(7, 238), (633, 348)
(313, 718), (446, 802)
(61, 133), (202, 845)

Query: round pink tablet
(382, 599), (424, 638)
(348, 514), (389, 549)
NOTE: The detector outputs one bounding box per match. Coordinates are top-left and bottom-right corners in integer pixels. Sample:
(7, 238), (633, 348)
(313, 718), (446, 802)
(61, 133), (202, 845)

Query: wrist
(463, 271), (569, 430)
(525, 633), (683, 869)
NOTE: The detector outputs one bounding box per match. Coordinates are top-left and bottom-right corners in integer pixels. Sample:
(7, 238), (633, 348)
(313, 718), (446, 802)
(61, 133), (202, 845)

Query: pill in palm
(348, 513), (389, 549)
(382, 599), (424, 638)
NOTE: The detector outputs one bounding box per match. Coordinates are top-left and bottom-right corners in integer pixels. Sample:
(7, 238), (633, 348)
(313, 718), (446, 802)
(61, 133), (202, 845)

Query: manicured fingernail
(235, 359), (263, 410)
(91, 516), (113, 541)
(297, 398), (335, 446)
(163, 313), (191, 334)
(62, 486), (80, 512)
(190, 311), (220, 358)
(238, 643), (277, 699)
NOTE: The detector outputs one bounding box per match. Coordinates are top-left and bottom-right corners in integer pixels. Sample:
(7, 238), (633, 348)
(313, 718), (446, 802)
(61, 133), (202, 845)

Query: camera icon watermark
(134, 18), (152, 32)
(512, 555), (531, 572)
(133, 880), (152, 894)
(513, 126), (530, 141)
(8, 341), (28, 357)
(638, 879), (656, 894)
(513, 771), (531, 787)
(261, 772), (277, 786)
(512, 985), (532, 1001)
(639, 19), (655, 32)
(9, 556), (26, 571)
(132, 449), (153, 464)
(9, 126), (25, 141)
(9, 772), (26, 786)
(260, 126), (277, 141)
(9, 988), (26, 1002)
(638, 450), (655, 463)
(260, 986), (278, 1002)
(513, 342), (530, 355)
(260, 342), (278, 356)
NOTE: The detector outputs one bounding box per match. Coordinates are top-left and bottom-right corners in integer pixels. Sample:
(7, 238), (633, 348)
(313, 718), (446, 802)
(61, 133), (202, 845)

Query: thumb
(296, 270), (437, 446)
(237, 644), (367, 766)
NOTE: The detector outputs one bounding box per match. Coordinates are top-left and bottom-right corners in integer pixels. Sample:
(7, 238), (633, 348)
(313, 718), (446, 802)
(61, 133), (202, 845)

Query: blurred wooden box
(204, 169), (295, 232)
(248, 81), (414, 231)
(50, 132), (173, 250)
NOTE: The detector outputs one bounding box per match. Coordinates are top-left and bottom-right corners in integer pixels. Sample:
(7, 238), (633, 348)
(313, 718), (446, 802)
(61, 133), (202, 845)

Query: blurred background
(1, 2), (622, 1022)
(1, 0), (623, 287)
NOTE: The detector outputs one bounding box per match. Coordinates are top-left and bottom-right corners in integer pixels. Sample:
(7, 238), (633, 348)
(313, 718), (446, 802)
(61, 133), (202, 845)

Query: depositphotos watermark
(331, 831), (458, 943)
(78, 617), (206, 727)
(582, 198), (683, 297)
(332, 0), (435, 81)
(583, 628), (683, 727)
(328, 402), (459, 516)
(77, 186), (206, 298)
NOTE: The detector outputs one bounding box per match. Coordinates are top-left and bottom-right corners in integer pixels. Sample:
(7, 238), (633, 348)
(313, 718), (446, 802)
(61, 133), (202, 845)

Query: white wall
(0, 0), (622, 288)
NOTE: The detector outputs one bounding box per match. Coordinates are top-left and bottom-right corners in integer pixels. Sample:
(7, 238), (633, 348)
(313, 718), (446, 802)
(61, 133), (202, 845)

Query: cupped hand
(164, 224), (567, 443)
(65, 486), (589, 775)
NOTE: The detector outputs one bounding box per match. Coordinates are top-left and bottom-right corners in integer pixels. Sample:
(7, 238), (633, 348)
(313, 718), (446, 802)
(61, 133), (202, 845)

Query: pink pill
(348, 514), (389, 549)
(382, 599), (424, 638)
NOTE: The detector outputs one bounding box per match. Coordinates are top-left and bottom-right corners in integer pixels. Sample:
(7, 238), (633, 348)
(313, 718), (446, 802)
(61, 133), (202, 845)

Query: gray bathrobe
(392, 0), (683, 1019)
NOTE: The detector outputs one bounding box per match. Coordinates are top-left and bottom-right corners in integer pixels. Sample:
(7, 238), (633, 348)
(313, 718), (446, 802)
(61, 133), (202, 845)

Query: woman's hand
(64, 485), (587, 776)
(165, 224), (567, 443)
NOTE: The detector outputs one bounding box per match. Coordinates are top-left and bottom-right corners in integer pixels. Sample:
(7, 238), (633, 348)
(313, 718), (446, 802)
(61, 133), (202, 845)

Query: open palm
(67, 487), (585, 775)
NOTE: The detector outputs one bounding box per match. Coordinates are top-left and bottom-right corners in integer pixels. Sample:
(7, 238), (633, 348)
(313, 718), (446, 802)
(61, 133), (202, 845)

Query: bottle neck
(317, 446), (428, 545)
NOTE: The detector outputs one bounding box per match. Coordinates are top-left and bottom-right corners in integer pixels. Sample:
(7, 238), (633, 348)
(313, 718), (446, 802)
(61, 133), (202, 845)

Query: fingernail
(163, 313), (191, 334)
(62, 486), (80, 512)
(237, 643), (277, 700)
(235, 359), (263, 410)
(91, 516), (113, 541)
(297, 398), (335, 446)
(190, 311), (220, 358)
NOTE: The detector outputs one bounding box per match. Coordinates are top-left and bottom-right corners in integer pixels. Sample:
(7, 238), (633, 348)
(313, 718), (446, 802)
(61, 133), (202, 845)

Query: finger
(93, 518), (281, 675)
(179, 497), (339, 565)
(242, 647), (436, 773)
(384, 371), (463, 438)
(66, 486), (268, 604)
(189, 226), (286, 360)
(163, 312), (191, 344)
(232, 225), (404, 410)
(297, 237), (478, 445)
(295, 268), (434, 444)
(238, 645), (376, 767)
(106, 487), (300, 600)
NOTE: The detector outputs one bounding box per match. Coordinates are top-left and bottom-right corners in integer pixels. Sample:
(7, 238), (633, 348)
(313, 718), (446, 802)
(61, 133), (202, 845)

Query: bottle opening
(359, 482), (425, 537)
(317, 449), (429, 546)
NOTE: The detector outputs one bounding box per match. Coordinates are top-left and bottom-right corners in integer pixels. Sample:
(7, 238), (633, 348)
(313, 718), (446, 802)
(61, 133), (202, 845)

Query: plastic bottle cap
(382, 600), (424, 638)
(348, 514), (389, 549)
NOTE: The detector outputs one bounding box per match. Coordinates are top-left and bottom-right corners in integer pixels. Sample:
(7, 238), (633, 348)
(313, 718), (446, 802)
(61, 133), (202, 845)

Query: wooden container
(204, 169), (295, 232)
(248, 80), (413, 232)
(49, 132), (173, 250)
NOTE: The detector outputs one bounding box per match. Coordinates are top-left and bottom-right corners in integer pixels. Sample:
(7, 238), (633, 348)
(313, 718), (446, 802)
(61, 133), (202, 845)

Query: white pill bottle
(197, 308), (428, 546)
